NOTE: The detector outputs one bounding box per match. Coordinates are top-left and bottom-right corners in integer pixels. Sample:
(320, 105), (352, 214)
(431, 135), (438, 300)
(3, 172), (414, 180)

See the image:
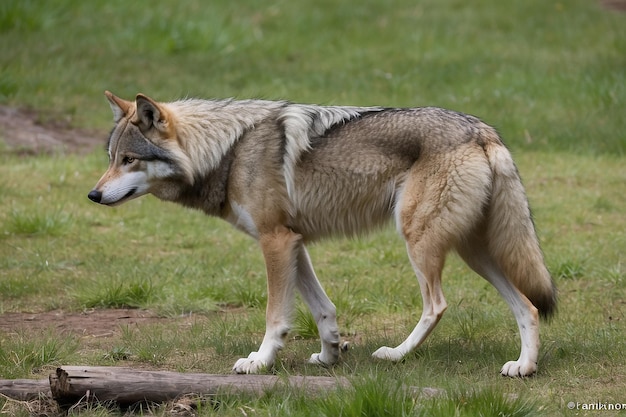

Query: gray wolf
(88, 92), (556, 377)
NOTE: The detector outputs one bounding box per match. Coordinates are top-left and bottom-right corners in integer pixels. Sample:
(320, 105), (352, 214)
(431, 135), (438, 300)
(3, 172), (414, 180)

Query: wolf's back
(482, 129), (557, 318)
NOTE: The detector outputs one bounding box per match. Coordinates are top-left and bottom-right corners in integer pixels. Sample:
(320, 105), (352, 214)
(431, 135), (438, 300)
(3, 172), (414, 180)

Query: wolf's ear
(105, 91), (132, 123)
(134, 94), (169, 134)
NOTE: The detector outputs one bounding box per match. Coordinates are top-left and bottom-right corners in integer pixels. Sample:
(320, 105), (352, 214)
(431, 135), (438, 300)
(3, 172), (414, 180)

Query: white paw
(308, 353), (326, 366)
(308, 353), (334, 367)
(372, 346), (404, 362)
(500, 360), (537, 377)
(233, 352), (271, 374)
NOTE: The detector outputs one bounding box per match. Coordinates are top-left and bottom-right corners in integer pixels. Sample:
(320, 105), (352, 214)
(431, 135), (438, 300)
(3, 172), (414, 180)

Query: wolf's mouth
(101, 187), (138, 206)
(121, 187), (138, 201)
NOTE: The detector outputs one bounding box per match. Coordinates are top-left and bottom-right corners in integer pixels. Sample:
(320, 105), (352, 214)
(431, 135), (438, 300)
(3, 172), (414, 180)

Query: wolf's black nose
(88, 190), (102, 203)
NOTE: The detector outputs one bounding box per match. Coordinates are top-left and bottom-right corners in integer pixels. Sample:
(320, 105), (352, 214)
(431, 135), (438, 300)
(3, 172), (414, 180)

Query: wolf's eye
(122, 156), (135, 165)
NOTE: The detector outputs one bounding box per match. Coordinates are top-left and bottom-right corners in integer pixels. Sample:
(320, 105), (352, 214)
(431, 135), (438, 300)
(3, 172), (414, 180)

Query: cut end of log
(49, 367), (70, 400)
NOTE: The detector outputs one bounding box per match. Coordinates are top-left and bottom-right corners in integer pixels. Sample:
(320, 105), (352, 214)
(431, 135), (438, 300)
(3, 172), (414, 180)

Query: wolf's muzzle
(88, 187), (138, 205)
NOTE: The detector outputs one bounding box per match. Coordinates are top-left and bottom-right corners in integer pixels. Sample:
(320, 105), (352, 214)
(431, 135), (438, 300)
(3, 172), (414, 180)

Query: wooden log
(0, 379), (51, 401)
(49, 366), (350, 407)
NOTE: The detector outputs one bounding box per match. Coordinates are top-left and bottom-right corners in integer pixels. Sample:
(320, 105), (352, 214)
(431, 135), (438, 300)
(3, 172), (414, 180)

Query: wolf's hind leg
(372, 241), (447, 361)
(296, 246), (340, 366)
(233, 227), (300, 374)
(373, 148), (490, 362)
(457, 240), (540, 377)
(373, 169), (450, 361)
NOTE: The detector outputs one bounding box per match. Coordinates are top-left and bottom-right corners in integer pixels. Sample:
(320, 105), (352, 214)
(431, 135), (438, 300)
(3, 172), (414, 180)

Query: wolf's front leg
(233, 227), (300, 374)
(296, 246), (340, 367)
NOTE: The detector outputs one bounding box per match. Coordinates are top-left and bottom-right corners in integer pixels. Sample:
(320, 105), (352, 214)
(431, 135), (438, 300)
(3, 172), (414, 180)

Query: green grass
(1, 0), (626, 416)
(6, 208), (72, 236)
(1, 0), (625, 154)
(2, 152), (624, 417)
(231, 375), (540, 417)
(0, 331), (79, 379)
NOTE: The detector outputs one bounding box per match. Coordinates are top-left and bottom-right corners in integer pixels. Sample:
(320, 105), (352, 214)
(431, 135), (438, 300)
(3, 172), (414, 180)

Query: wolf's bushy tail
(482, 129), (557, 319)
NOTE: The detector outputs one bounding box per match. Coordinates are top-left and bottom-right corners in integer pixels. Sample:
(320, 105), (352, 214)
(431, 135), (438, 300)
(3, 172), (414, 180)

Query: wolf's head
(88, 92), (189, 206)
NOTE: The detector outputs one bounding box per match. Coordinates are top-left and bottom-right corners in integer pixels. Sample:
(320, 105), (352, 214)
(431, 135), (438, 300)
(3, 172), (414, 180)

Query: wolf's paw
(372, 346), (404, 362)
(233, 352), (271, 374)
(308, 353), (335, 367)
(500, 360), (537, 378)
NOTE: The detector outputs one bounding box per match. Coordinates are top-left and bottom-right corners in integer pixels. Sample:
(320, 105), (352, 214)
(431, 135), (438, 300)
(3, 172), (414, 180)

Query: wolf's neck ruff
(167, 98), (383, 198)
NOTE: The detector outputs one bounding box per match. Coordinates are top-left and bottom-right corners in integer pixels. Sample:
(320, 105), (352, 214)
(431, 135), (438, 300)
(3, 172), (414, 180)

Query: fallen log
(49, 366), (350, 407)
(0, 378), (51, 401)
(1, 366), (445, 409)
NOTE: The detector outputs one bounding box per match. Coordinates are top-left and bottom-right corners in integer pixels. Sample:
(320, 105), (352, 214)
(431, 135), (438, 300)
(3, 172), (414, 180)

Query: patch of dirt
(601, 0), (626, 11)
(0, 105), (104, 155)
(0, 309), (188, 338)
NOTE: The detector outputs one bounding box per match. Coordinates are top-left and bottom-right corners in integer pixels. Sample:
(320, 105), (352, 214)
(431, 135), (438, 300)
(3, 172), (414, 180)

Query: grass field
(1, 0), (625, 416)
